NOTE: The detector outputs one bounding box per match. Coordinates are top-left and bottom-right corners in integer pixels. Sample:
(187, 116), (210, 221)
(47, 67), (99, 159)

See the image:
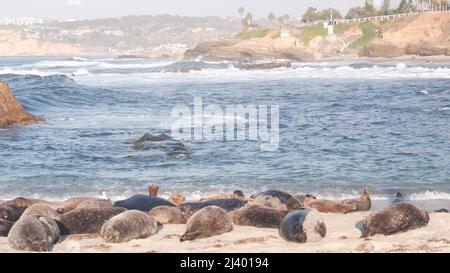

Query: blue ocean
(1, 56), (450, 205)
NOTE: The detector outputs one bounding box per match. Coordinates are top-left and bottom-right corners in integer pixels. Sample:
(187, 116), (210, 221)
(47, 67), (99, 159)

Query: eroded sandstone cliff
(0, 80), (38, 128)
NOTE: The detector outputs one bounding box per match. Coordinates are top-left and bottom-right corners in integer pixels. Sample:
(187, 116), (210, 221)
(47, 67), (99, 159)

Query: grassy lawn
(350, 22), (377, 49)
(296, 25), (328, 45)
(237, 29), (270, 40)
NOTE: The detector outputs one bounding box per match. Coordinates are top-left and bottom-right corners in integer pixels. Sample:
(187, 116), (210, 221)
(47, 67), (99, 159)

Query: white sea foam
(0, 68), (65, 77)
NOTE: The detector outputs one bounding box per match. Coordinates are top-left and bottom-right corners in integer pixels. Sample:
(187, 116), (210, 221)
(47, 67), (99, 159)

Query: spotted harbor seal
(2, 197), (57, 210)
(100, 210), (159, 243)
(149, 206), (184, 224)
(179, 199), (248, 222)
(57, 207), (127, 235)
(21, 204), (59, 219)
(114, 194), (175, 212)
(180, 206), (233, 242)
(57, 197), (111, 214)
(232, 205), (290, 228)
(199, 190), (245, 202)
(279, 209), (326, 243)
(250, 190), (298, 209)
(361, 203), (430, 238)
(341, 186), (371, 212)
(75, 199), (113, 210)
(168, 193), (185, 206)
(8, 215), (60, 252)
(148, 184), (160, 197)
(303, 196), (354, 214)
(0, 219), (14, 237)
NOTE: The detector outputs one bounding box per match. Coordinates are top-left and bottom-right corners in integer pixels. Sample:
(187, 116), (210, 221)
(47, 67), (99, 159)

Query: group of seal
(0, 185), (441, 251)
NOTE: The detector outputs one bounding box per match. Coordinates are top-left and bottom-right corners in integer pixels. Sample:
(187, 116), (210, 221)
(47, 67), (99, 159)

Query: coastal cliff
(0, 80), (37, 128)
(185, 12), (450, 62)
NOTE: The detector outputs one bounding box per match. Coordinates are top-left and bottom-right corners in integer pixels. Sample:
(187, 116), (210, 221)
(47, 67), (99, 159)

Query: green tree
(319, 8), (343, 20)
(364, 0), (377, 16)
(302, 7), (320, 21)
(238, 7), (245, 17)
(278, 14), (290, 26)
(268, 12), (276, 23)
(345, 7), (370, 19)
(398, 0), (415, 13)
(381, 0), (391, 15)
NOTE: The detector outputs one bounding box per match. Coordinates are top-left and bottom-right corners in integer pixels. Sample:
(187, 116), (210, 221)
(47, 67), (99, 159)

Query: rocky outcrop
(0, 80), (38, 128)
(362, 12), (450, 58)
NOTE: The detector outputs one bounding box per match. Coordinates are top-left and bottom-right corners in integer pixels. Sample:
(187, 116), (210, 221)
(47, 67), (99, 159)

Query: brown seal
(148, 184), (160, 197)
(232, 205), (290, 228)
(180, 206), (233, 242)
(100, 210), (159, 243)
(57, 207), (127, 235)
(57, 197), (111, 214)
(303, 196), (354, 214)
(200, 190), (245, 202)
(8, 215), (60, 252)
(168, 193), (185, 206)
(0, 204), (22, 222)
(21, 204), (59, 219)
(341, 186), (371, 212)
(149, 206), (184, 224)
(361, 203), (430, 237)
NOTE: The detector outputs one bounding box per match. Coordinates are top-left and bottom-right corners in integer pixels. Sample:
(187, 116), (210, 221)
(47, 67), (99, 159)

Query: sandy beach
(1, 210), (449, 253)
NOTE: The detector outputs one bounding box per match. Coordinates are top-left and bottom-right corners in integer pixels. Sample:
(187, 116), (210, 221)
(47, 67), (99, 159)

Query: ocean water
(1, 56), (450, 205)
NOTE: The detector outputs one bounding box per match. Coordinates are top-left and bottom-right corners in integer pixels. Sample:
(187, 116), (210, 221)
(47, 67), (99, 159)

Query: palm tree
(238, 7), (245, 17)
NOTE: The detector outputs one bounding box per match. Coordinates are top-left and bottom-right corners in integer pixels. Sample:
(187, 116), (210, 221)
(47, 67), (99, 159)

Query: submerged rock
(0, 80), (38, 128)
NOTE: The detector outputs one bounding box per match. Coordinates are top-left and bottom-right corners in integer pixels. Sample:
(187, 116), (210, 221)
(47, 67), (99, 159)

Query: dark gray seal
(0, 219), (14, 237)
(180, 206), (233, 242)
(149, 206), (184, 224)
(57, 207), (127, 235)
(179, 198), (248, 222)
(0, 204), (22, 222)
(232, 205), (290, 228)
(100, 210), (159, 243)
(114, 194), (175, 212)
(279, 209), (326, 243)
(8, 215), (60, 252)
(392, 192), (405, 204)
(341, 186), (371, 212)
(21, 204), (59, 219)
(361, 203), (430, 237)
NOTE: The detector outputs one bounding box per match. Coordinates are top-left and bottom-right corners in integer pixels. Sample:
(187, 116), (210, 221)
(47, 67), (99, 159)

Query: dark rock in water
(56, 207), (127, 235)
(132, 133), (191, 158)
(133, 133), (171, 149)
(8, 215), (60, 252)
(0, 204), (22, 222)
(0, 80), (38, 128)
(234, 60), (291, 70)
(165, 67), (203, 73)
(392, 192), (405, 204)
(179, 199), (248, 222)
(114, 194), (175, 212)
(361, 203), (429, 237)
(0, 219), (14, 237)
(279, 209), (326, 243)
(434, 208), (448, 213)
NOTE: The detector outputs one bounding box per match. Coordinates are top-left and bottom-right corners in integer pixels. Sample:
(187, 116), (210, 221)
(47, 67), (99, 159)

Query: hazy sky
(3, 0), (369, 20)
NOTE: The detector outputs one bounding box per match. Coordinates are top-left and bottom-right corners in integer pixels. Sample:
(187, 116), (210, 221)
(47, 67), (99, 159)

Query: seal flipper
(180, 231), (202, 242)
(294, 231), (307, 243)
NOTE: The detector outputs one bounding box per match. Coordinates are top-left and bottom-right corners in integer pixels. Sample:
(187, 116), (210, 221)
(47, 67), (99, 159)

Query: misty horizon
(3, 0), (369, 20)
